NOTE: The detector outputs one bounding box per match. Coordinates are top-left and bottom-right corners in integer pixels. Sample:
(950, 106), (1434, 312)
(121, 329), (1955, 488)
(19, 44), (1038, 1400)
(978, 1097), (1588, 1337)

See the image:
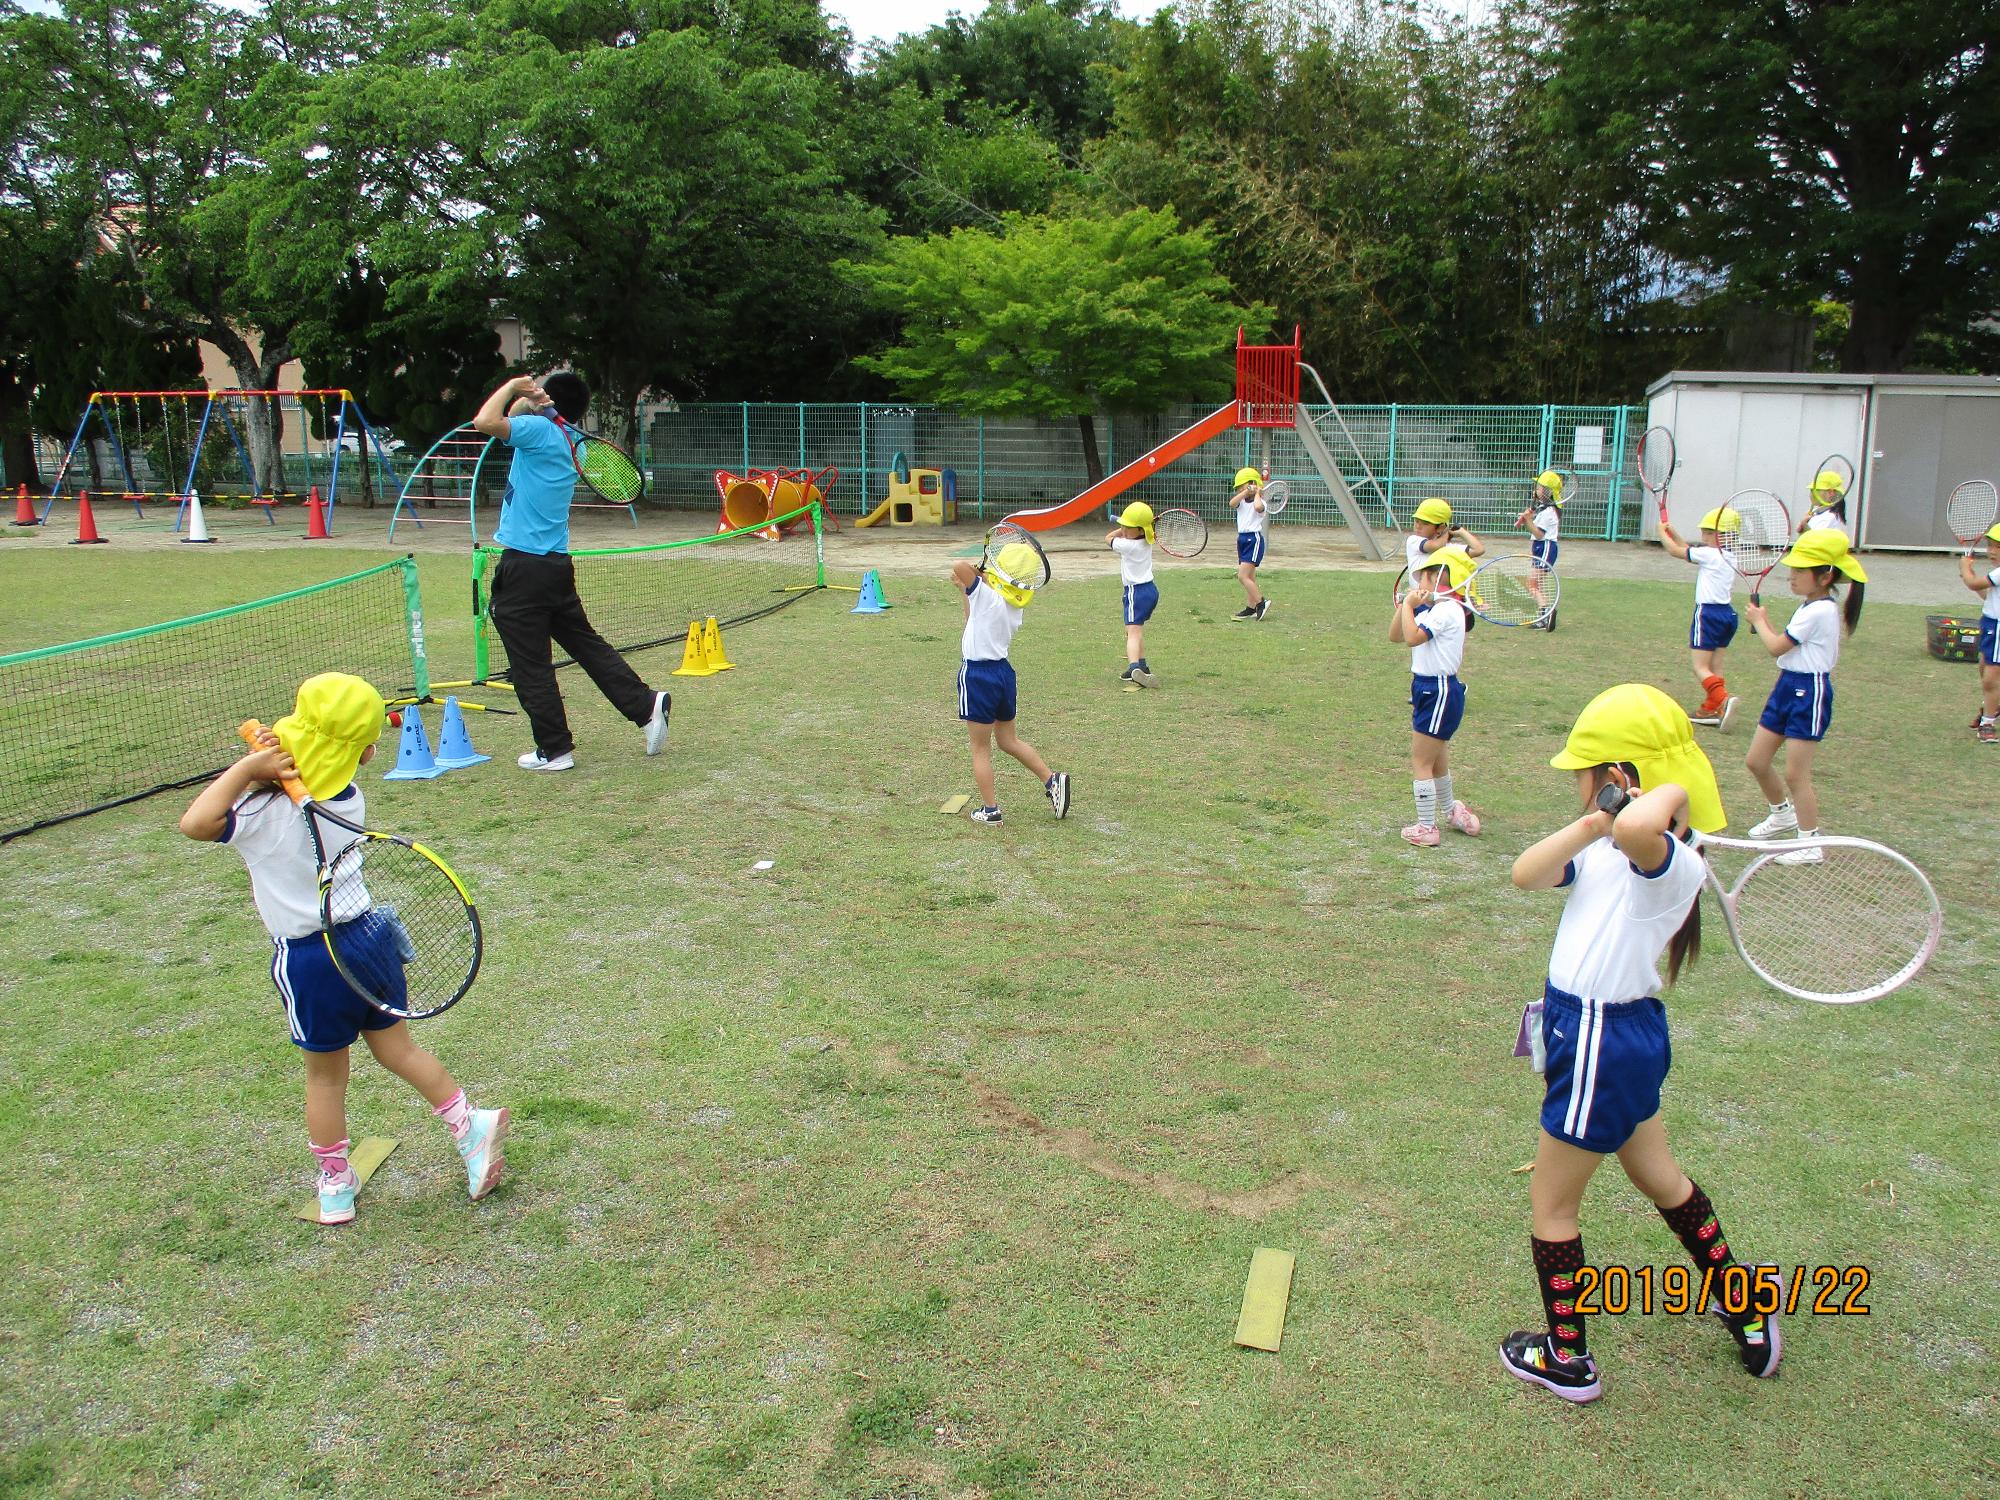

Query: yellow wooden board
(938, 794), (972, 815)
(294, 1136), (399, 1222)
(1233, 1247), (1296, 1352)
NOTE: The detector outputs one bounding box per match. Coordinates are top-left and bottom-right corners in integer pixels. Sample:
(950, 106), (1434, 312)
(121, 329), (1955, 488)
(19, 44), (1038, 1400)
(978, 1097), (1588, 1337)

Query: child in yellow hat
(1659, 507), (1744, 728)
(1227, 467), (1271, 621)
(1389, 546), (1482, 845)
(1503, 684), (1776, 1404)
(1741, 529), (1867, 855)
(1106, 502), (1159, 688)
(1403, 497), (1485, 579)
(179, 673), (508, 1225)
(950, 550), (1070, 824)
(1514, 472), (1564, 632)
(1797, 469), (1849, 535)
(1958, 522), (2000, 744)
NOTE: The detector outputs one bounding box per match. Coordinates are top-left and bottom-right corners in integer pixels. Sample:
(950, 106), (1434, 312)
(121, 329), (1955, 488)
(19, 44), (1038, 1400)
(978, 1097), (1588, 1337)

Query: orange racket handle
(237, 719), (310, 805)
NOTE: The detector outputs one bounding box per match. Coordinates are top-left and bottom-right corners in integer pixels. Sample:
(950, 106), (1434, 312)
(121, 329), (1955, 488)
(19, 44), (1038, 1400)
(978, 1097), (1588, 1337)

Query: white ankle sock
(1413, 778), (1437, 828)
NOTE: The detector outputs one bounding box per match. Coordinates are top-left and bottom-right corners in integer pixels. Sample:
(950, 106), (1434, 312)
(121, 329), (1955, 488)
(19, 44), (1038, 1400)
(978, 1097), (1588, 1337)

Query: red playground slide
(1000, 403), (1240, 532)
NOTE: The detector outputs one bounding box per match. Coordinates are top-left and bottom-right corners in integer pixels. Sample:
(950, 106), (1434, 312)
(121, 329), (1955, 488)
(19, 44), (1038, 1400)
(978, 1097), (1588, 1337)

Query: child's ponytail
(1841, 578), (1864, 635)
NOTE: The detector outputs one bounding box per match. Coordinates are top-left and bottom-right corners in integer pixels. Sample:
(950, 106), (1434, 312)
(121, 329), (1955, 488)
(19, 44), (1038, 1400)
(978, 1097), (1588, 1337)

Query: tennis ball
(388, 710), (402, 728)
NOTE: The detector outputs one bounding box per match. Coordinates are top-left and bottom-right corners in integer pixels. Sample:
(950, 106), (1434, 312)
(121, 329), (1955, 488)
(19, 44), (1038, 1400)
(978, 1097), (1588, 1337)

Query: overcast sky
(830, 0), (1176, 54)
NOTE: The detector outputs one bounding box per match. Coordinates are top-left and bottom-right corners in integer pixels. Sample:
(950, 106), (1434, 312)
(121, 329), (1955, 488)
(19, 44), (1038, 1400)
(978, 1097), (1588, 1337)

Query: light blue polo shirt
(493, 413), (579, 555)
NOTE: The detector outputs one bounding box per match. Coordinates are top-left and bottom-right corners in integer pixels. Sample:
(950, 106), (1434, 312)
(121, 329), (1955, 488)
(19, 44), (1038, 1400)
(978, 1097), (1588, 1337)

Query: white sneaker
(458, 1107), (509, 1199)
(1130, 667), (1156, 688)
(518, 750), (575, 772)
(643, 691), (671, 755)
(317, 1168), (358, 1226)
(1775, 843), (1824, 866)
(1046, 772), (1071, 819)
(1748, 805), (1797, 839)
(1717, 696), (1738, 732)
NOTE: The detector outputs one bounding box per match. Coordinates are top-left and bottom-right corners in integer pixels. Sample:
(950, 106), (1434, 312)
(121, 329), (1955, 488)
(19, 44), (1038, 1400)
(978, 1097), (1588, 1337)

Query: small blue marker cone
(432, 696), (490, 770)
(382, 703), (445, 780)
(851, 569), (891, 614)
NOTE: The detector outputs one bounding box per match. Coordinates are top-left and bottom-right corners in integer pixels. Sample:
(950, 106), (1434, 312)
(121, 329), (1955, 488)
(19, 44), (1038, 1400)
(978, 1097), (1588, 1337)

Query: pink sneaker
(1401, 822), (1441, 847)
(1447, 800), (1482, 836)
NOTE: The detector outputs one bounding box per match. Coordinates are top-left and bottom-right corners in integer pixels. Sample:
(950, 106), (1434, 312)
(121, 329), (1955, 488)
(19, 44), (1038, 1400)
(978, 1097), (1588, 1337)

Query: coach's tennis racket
(1946, 479), (1998, 556)
(1595, 785), (1940, 1004)
(981, 521), (1052, 590)
(1155, 507), (1208, 559)
(1462, 553), (1556, 627)
(1812, 454), (1854, 510)
(1261, 480), (1289, 516)
(551, 416), (645, 505)
(1637, 427), (1675, 524)
(237, 721), (482, 1021)
(1722, 487), (1790, 605)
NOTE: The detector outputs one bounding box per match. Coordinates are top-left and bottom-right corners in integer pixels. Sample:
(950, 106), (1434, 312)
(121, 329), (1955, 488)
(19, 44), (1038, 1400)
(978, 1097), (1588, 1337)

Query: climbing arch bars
(390, 422), (640, 544)
(39, 389), (403, 532)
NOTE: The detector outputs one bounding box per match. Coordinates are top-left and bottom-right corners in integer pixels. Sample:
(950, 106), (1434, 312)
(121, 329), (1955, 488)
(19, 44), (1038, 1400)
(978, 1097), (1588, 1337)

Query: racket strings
(326, 837), (479, 1016)
(1464, 556), (1552, 625)
(1639, 432), (1674, 489)
(1725, 490), (1789, 574)
(1156, 509), (1207, 556)
(580, 442), (644, 503)
(1946, 481), (1997, 540)
(1731, 848), (1937, 999)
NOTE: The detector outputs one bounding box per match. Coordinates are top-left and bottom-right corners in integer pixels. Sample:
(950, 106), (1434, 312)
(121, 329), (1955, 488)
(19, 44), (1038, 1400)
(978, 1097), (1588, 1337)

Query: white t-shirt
(1687, 544), (1736, 607)
(1236, 493), (1267, 535)
(1532, 505), (1560, 542)
(1548, 834), (1706, 1003)
(223, 784), (367, 941)
(1110, 535), (1154, 587)
(1777, 596), (1841, 674)
(1405, 533), (1436, 573)
(1805, 508), (1847, 534)
(961, 577), (1023, 661)
(1410, 596), (1467, 677)
(1983, 564), (2000, 621)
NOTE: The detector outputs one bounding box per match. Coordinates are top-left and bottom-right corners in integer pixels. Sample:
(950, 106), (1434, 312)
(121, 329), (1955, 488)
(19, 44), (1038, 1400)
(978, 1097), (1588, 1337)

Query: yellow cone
(671, 621), (717, 677)
(703, 616), (734, 670)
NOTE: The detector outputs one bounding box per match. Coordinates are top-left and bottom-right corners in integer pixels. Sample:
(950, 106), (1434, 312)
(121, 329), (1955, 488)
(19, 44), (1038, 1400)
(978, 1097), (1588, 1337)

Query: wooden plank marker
(1233, 1247), (1296, 1352)
(938, 794), (972, 815)
(294, 1136), (399, 1222)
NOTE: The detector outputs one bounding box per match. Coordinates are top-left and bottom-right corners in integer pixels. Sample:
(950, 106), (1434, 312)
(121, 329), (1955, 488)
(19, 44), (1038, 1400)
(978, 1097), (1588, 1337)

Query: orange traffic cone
(13, 484), (38, 526)
(70, 491), (108, 544)
(304, 486), (330, 539)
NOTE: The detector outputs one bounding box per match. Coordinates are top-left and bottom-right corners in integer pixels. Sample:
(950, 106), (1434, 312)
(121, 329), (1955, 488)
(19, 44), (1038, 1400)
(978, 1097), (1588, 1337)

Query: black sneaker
(1046, 772), (1070, 820)
(1130, 666), (1156, 688)
(1708, 1273), (1783, 1378)
(1499, 1330), (1602, 1403)
(1230, 606), (1256, 621)
(1254, 598), (1271, 620)
(1545, 606), (1558, 633)
(1119, 663), (1138, 681)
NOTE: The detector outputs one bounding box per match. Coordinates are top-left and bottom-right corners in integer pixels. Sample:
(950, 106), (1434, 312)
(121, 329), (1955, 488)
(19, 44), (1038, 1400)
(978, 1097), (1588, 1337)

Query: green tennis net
(1, 557), (429, 842)
(472, 502), (828, 679)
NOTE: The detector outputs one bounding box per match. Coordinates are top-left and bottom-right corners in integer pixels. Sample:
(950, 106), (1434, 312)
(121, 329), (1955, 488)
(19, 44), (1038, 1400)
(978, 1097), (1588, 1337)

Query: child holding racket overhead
(1107, 501), (1159, 688)
(1742, 528), (1867, 852)
(1504, 684), (1775, 1404)
(1958, 522), (2000, 744)
(1514, 471), (1563, 631)
(179, 673), (507, 1225)
(1228, 467), (1272, 620)
(1404, 497), (1485, 575)
(1659, 507), (1742, 729)
(1798, 470), (1850, 535)
(1389, 546), (1481, 846)
(952, 546), (1071, 824)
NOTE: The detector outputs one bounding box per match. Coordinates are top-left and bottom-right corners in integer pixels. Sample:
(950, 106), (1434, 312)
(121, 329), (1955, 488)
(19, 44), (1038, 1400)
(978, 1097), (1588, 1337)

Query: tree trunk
(0, 429), (38, 492)
(210, 325), (292, 496)
(1076, 412), (1105, 490)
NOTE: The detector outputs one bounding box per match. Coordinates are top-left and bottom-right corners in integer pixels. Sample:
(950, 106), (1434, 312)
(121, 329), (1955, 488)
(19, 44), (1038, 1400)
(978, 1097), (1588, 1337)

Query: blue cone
(851, 568), (891, 614)
(432, 696), (490, 770)
(382, 703), (445, 780)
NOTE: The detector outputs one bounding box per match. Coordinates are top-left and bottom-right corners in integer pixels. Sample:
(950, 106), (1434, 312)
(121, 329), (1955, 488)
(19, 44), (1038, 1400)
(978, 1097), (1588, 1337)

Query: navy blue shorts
(1532, 539), (1558, 571)
(1123, 580), (1159, 626)
(958, 658), (1017, 725)
(1237, 532), (1266, 567)
(272, 925), (403, 1052)
(1410, 674), (1465, 740)
(1539, 984), (1671, 1153)
(1759, 669), (1833, 741)
(1690, 602), (1739, 651)
(1982, 616), (1998, 666)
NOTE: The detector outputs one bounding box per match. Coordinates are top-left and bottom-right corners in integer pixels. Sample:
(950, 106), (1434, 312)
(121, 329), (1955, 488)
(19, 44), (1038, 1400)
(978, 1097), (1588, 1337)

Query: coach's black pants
(489, 549), (657, 758)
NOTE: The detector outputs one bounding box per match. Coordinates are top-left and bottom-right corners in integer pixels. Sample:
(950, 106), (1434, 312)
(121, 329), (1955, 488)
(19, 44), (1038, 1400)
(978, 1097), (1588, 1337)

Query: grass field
(2, 543), (1995, 1499)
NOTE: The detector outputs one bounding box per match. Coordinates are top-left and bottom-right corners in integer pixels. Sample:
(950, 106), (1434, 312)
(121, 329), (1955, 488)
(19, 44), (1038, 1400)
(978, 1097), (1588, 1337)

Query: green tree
(842, 206), (1266, 484)
(1548, 0), (2000, 372)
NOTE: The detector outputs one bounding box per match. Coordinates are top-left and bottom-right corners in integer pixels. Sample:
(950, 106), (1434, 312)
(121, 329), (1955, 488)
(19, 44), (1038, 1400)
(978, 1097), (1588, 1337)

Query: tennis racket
(1945, 479), (1998, 556)
(1154, 507), (1209, 559)
(1260, 480), (1289, 516)
(1548, 469), (1577, 511)
(1637, 426), (1676, 524)
(1812, 454), (1855, 510)
(237, 721), (482, 1021)
(1722, 487), (1791, 604)
(1462, 553), (1556, 627)
(1392, 564), (1411, 605)
(981, 521), (1052, 590)
(1595, 785), (1941, 1004)
(552, 416), (646, 505)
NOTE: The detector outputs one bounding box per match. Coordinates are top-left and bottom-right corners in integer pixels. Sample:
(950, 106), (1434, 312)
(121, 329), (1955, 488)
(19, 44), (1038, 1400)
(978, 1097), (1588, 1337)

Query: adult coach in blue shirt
(473, 372), (670, 772)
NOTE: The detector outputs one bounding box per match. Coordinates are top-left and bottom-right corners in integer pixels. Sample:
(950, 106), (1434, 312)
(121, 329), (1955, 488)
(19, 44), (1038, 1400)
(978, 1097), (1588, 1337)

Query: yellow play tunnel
(717, 468), (834, 532)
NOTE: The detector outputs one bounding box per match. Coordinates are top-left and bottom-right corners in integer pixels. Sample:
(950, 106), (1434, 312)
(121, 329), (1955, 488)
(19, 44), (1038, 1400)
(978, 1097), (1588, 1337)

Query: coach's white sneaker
(517, 750), (575, 772)
(643, 691), (671, 755)
(1748, 803), (1796, 839)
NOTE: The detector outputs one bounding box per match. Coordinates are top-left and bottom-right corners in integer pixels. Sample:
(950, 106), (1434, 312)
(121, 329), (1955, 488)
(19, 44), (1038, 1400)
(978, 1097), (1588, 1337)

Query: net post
(471, 548), (491, 683)
(400, 555), (430, 699)
(813, 502), (826, 587)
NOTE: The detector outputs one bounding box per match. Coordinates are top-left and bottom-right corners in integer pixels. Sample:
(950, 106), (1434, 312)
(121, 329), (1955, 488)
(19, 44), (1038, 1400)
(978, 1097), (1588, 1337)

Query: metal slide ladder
(1294, 362), (1395, 560)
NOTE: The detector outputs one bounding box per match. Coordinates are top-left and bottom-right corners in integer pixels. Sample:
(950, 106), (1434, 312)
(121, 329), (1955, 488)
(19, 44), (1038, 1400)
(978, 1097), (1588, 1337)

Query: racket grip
(237, 719), (310, 804)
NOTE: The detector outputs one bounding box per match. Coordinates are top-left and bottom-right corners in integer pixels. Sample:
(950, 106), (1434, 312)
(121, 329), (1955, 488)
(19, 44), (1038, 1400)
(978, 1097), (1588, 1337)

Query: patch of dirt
(968, 1078), (1308, 1220)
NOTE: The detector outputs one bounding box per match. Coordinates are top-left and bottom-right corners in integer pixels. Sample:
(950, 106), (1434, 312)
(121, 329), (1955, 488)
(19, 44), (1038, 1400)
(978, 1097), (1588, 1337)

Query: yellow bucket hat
(1550, 683), (1727, 833)
(1413, 497), (1452, 526)
(1118, 501), (1155, 543)
(1416, 544), (1477, 590)
(273, 672), (385, 800)
(985, 542), (1041, 608)
(1811, 469), (1848, 504)
(1985, 522), (2000, 544)
(1779, 527), (1868, 581)
(1535, 470), (1564, 499)
(1698, 506), (1740, 533)
(1233, 467), (1262, 488)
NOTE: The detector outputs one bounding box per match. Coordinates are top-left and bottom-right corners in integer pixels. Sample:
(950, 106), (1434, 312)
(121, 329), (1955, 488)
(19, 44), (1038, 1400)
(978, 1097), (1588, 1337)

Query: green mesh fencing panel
(0, 557), (428, 842)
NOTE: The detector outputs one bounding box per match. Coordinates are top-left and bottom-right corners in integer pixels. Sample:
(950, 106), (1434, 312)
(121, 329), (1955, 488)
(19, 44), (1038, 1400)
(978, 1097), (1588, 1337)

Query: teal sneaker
(458, 1106), (510, 1200)
(317, 1168), (358, 1226)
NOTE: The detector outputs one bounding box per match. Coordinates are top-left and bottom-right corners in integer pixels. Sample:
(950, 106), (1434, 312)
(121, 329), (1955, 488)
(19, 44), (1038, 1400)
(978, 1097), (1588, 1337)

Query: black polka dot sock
(1532, 1234), (1589, 1361)
(1659, 1180), (1736, 1275)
